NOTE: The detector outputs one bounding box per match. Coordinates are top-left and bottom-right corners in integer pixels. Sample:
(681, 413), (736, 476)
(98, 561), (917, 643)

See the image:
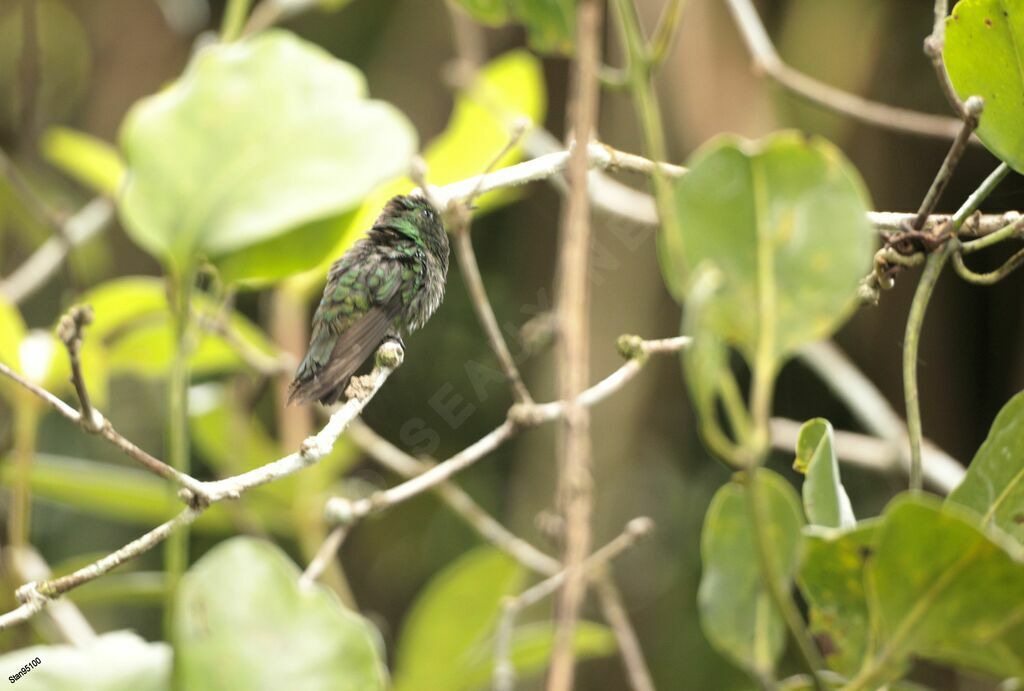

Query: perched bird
(288, 194), (449, 405)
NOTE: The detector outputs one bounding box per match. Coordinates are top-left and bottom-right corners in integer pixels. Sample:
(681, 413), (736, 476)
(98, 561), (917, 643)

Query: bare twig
(548, 0), (603, 685)
(0, 197), (114, 305)
(56, 306), (101, 431)
(0, 342), (402, 630)
(923, 0), (965, 116)
(724, 0), (969, 141)
(592, 576), (656, 691)
(298, 526), (349, 589)
(7, 546), (96, 646)
(0, 359), (205, 497)
(0, 507), (202, 630)
(324, 335), (689, 528)
(912, 96), (984, 229)
(494, 518), (654, 691)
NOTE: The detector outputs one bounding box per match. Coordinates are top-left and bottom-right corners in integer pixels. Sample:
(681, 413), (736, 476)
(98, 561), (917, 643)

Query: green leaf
(793, 418), (855, 529)
(453, 0), (573, 53)
(393, 547), (523, 691)
(944, 0), (1024, 172)
(0, 296), (26, 371)
(947, 390), (1024, 543)
(79, 277), (278, 377)
(0, 453), (233, 533)
(797, 522), (877, 677)
(663, 132), (874, 374)
(41, 126), (125, 195)
(292, 49), (545, 296)
(175, 537), (387, 691)
(454, 0), (511, 25)
(460, 621), (616, 690)
(698, 470), (805, 682)
(214, 211), (357, 287)
(861, 495), (1024, 683)
(118, 31), (416, 270)
(0, 631), (170, 691)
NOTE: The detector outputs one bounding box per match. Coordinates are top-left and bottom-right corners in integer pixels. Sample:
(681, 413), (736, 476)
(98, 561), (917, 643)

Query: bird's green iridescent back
(289, 195), (448, 404)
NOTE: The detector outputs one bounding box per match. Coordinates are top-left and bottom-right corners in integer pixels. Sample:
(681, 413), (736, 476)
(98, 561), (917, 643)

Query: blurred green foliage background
(1, 1), (1023, 689)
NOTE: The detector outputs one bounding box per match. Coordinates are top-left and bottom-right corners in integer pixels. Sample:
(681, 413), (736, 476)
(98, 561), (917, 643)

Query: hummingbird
(288, 194), (449, 405)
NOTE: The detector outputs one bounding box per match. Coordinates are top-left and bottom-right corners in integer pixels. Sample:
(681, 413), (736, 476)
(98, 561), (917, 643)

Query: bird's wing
(288, 254), (410, 405)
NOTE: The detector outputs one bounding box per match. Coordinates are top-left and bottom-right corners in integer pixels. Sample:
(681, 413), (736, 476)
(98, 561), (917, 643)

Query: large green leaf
(0, 296), (26, 372)
(0, 631), (170, 691)
(698, 470), (805, 682)
(293, 49), (545, 296)
(860, 495), (1024, 683)
(454, 0), (574, 53)
(947, 390), (1024, 543)
(174, 537), (387, 691)
(393, 547), (523, 691)
(945, 0), (1024, 172)
(118, 31), (416, 270)
(664, 132), (874, 374)
(797, 522), (877, 677)
(793, 418), (855, 529)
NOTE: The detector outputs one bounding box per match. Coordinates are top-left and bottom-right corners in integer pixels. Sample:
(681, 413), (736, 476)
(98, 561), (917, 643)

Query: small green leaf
(698, 470), (805, 682)
(0, 453), (233, 533)
(793, 418), (855, 529)
(863, 495), (1024, 682)
(797, 522), (877, 677)
(393, 547), (523, 691)
(664, 132), (874, 374)
(947, 390), (1024, 543)
(460, 621), (616, 690)
(41, 126), (125, 195)
(0, 631), (170, 691)
(175, 537), (387, 691)
(119, 31), (416, 269)
(945, 1), (1024, 172)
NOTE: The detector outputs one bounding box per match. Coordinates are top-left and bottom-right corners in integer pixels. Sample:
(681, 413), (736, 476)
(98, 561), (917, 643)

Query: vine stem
(744, 469), (827, 691)
(164, 269), (195, 634)
(903, 163), (1011, 490)
(220, 0), (253, 42)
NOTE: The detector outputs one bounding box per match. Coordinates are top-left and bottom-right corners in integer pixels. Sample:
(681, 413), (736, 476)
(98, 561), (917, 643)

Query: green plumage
(288, 195), (449, 404)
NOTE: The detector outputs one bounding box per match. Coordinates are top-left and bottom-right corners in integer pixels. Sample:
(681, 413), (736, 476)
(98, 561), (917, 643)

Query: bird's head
(375, 194), (449, 263)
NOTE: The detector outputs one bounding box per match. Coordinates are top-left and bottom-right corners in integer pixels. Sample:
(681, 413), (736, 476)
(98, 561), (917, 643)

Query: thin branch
(0, 342), (402, 630)
(911, 96), (984, 229)
(724, 0), (969, 142)
(549, 0), (603, 683)
(0, 507), (202, 630)
(0, 196), (114, 305)
(493, 518), (654, 691)
(298, 526), (349, 589)
(0, 359), (204, 496)
(324, 335), (690, 528)
(55, 306), (101, 431)
(592, 576), (656, 691)
(7, 546), (96, 646)
(923, 0), (965, 116)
